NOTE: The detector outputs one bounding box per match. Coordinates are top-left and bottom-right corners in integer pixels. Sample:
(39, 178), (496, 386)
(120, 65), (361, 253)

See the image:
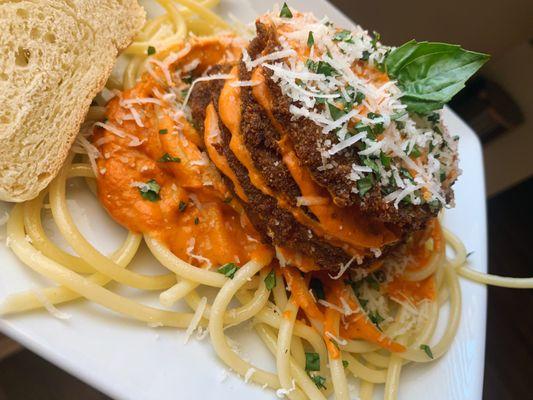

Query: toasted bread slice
(0, 0), (145, 202)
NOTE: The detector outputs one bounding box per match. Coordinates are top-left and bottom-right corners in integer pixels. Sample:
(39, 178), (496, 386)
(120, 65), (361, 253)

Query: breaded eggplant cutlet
(188, 10), (459, 274)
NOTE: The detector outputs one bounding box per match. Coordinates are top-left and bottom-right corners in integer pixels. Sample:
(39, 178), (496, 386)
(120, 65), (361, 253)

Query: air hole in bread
(44, 33), (56, 43)
(0, 73), (7, 81)
(30, 28), (40, 39)
(16, 9), (29, 19)
(37, 172), (51, 183)
(15, 47), (31, 67)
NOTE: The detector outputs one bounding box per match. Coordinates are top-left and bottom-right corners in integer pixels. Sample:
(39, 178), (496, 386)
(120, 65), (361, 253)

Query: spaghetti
(1, 2), (532, 400)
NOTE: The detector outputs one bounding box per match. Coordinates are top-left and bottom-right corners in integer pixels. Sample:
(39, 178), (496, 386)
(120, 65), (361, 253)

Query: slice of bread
(0, 0), (145, 202)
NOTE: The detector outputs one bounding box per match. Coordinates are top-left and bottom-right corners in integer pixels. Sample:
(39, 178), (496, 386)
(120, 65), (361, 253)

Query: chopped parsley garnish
(420, 344), (434, 359)
(307, 31), (314, 48)
(439, 168), (447, 182)
(194, 216), (199, 225)
(178, 200), (187, 212)
(427, 112), (440, 124)
(264, 270), (276, 290)
(380, 152), (391, 168)
(370, 31), (381, 49)
(333, 30), (353, 43)
(223, 196), (233, 204)
(158, 129), (168, 135)
(316, 61), (338, 76)
(327, 102), (346, 121)
(217, 262), (238, 279)
(158, 153), (181, 163)
(410, 145), (422, 158)
(305, 352), (320, 371)
(361, 50), (370, 61)
(395, 120), (405, 130)
(279, 2), (293, 18)
(400, 168), (414, 181)
(342, 360), (349, 368)
(182, 76), (193, 84)
(138, 179), (160, 202)
(357, 176), (373, 196)
(309, 278), (325, 300)
(363, 158), (380, 174)
(353, 122), (372, 134)
(354, 91), (365, 104)
(309, 374), (327, 389)
(368, 310), (385, 330)
(146, 46), (156, 55)
(306, 59), (338, 77)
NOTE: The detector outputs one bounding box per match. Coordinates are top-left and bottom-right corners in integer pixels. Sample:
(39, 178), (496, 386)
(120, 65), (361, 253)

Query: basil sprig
(385, 40), (489, 114)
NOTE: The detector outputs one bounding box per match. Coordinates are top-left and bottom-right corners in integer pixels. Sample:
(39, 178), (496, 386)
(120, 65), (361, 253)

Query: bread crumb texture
(0, 0), (145, 201)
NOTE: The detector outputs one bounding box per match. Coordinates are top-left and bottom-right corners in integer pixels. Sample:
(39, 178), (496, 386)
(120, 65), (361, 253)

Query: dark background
(1, 1), (532, 399)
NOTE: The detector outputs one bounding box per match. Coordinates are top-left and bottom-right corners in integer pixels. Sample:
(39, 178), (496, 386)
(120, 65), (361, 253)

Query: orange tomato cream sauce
(92, 37), (442, 357)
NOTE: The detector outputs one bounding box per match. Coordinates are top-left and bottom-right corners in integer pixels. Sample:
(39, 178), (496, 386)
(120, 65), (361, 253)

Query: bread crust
(0, 0), (145, 202)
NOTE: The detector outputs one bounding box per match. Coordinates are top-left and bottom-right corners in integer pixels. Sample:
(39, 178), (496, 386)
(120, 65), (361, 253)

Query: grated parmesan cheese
(183, 296), (207, 344)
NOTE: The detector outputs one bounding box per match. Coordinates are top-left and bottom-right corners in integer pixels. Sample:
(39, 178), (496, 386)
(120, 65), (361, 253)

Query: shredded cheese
(183, 296), (207, 344)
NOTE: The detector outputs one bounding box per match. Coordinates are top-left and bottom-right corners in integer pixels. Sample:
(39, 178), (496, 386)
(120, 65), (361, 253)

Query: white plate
(0, 1), (487, 399)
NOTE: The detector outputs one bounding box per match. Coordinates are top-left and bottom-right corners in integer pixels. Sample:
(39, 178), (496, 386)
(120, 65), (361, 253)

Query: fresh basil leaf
(305, 352), (320, 372)
(342, 360), (349, 368)
(385, 40), (489, 114)
(264, 270), (276, 290)
(138, 179), (160, 202)
(217, 262), (238, 279)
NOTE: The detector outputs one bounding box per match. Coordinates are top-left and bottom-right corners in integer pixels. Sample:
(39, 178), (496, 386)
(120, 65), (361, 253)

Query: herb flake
(138, 179), (160, 202)
(357, 176), (373, 196)
(218, 262), (238, 279)
(309, 374), (327, 389)
(307, 31), (314, 48)
(158, 153), (181, 163)
(420, 344), (434, 359)
(305, 352), (320, 372)
(279, 2), (293, 18)
(264, 270), (276, 290)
